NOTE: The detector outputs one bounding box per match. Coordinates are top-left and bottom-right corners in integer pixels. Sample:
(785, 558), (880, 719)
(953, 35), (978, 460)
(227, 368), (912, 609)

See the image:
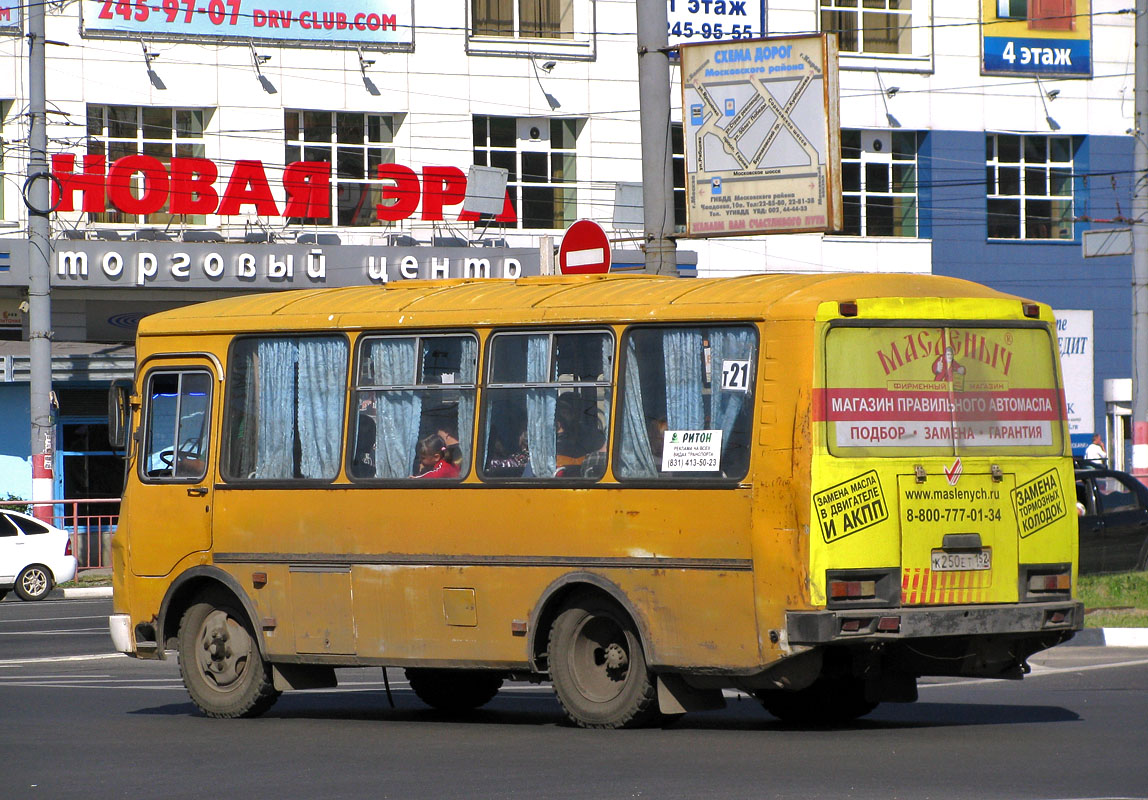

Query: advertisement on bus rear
(816, 325), (1065, 457)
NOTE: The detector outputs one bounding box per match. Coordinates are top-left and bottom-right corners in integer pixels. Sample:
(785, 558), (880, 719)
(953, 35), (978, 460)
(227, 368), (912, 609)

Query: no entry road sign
(559, 219), (611, 275)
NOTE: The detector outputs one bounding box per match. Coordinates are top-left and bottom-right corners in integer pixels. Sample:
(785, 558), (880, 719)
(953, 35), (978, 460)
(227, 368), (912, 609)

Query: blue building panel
(928, 130), (1134, 437)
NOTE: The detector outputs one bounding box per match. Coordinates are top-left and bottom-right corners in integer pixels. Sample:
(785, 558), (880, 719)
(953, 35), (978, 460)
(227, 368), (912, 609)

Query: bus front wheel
(547, 592), (660, 729)
(405, 668), (504, 712)
(178, 593), (280, 719)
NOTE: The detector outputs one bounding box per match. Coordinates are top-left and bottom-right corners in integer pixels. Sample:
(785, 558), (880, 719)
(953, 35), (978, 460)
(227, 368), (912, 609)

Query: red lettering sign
(51, 155), (519, 225)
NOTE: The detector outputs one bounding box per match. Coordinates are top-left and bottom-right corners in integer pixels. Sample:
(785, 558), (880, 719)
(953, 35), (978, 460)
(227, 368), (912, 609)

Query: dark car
(1074, 462), (1148, 574)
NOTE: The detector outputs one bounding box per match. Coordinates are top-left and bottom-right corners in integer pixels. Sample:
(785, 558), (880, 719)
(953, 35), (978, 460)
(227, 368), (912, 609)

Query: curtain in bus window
(709, 327), (754, 456)
(617, 336), (658, 478)
(296, 338), (347, 479)
(371, 339), (422, 478)
(456, 337), (478, 466)
(663, 329), (705, 431)
(526, 334), (557, 478)
(254, 338), (296, 479)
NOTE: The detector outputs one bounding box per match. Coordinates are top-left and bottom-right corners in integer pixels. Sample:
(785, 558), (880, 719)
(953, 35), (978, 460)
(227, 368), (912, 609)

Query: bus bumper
(108, 613), (133, 654)
(786, 600), (1083, 644)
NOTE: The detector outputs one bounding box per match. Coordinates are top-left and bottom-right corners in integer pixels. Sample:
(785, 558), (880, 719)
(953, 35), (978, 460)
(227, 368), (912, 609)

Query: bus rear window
(822, 325), (1064, 457)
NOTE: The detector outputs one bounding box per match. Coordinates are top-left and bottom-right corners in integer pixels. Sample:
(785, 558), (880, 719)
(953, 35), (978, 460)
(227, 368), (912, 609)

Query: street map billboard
(679, 34), (841, 239)
(981, 0), (1091, 77)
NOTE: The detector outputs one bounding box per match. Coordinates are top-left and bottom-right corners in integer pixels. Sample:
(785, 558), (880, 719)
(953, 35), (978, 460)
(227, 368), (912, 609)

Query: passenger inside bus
(555, 393), (607, 478)
(413, 433), (461, 479)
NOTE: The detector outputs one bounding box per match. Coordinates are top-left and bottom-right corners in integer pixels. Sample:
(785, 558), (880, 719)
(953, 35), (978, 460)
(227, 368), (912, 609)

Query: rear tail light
(65, 537), (72, 557)
(1028, 573), (1070, 593)
(829, 579), (877, 600)
(1022, 564), (1072, 600)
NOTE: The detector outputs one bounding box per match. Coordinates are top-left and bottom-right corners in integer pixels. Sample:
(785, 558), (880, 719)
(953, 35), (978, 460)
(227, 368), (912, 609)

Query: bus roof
(135, 272), (1038, 337)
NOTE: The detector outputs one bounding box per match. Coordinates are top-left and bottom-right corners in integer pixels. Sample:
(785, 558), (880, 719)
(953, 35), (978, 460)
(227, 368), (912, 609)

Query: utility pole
(27, 1), (55, 518)
(636, 0), (677, 275)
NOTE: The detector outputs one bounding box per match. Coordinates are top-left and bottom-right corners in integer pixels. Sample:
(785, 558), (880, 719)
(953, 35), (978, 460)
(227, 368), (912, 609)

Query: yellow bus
(107, 272), (1082, 728)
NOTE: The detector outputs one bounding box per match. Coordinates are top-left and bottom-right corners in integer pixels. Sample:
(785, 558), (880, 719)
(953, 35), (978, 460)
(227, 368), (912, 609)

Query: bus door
(132, 359), (218, 577)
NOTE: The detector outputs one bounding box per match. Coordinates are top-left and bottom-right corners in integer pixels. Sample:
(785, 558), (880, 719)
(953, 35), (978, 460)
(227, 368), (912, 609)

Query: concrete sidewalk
(1059, 627), (1148, 647)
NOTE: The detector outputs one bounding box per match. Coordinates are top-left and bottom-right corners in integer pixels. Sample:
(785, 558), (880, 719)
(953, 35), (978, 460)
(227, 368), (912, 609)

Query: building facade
(0, 0), (1137, 502)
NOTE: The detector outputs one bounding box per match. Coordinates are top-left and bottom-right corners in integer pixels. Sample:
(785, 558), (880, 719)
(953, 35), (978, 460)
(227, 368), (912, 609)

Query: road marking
(920, 656), (1148, 688)
(0, 615), (109, 624)
(0, 653), (126, 666)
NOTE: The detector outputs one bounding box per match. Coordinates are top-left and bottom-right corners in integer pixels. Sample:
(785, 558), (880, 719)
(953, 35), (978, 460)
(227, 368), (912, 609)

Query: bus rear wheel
(547, 592), (660, 729)
(178, 593), (280, 718)
(405, 668), (504, 712)
(756, 676), (878, 725)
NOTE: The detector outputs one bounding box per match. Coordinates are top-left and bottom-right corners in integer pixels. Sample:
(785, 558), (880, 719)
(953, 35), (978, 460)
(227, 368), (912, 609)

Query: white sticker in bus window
(441, 372), (455, 384)
(661, 430), (722, 472)
(720, 360), (751, 392)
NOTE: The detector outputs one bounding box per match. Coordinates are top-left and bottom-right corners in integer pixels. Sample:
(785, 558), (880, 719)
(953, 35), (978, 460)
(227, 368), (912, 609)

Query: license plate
(930, 549), (991, 571)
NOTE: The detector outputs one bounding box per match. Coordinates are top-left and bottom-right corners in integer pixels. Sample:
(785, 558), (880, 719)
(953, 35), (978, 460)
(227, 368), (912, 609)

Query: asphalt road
(2, 597), (1147, 800)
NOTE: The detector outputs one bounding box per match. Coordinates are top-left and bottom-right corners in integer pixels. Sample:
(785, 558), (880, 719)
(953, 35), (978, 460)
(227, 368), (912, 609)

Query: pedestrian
(1084, 433), (1107, 465)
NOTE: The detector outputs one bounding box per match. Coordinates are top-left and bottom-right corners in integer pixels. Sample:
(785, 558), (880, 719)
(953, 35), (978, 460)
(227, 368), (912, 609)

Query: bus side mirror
(108, 380), (133, 450)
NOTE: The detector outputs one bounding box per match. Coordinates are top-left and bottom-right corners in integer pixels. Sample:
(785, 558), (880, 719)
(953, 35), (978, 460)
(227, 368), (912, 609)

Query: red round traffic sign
(559, 219), (611, 275)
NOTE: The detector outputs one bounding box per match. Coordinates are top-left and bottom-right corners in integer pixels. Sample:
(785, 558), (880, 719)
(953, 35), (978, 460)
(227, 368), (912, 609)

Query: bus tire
(15, 565), (53, 601)
(756, 676), (878, 725)
(178, 593), (280, 719)
(405, 668), (504, 712)
(547, 592), (659, 729)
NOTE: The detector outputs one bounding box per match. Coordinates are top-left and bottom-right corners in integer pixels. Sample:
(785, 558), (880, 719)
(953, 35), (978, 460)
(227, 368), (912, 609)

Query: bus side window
(480, 330), (613, 481)
(614, 325), (756, 481)
(223, 336), (348, 481)
(142, 370), (212, 481)
(350, 333), (478, 480)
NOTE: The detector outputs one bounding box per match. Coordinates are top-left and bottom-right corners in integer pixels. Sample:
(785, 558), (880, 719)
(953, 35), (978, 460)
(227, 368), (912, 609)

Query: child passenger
(413, 433), (461, 479)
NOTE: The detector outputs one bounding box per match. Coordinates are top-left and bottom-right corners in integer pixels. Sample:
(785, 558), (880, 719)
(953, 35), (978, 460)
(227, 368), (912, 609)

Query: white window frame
(820, 0), (933, 73)
(473, 115), (580, 231)
(85, 104), (210, 226)
(838, 129), (921, 239)
(283, 109), (402, 228)
(986, 132), (1075, 241)
(466, 0), (596, 60)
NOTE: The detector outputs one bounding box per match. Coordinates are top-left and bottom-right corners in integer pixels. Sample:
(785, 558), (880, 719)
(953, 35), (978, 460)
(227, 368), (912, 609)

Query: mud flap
(656, 674), (726, 714)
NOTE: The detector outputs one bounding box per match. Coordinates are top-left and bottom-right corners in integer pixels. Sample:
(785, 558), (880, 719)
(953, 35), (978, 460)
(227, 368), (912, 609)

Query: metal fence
(22, 499), (121, 572)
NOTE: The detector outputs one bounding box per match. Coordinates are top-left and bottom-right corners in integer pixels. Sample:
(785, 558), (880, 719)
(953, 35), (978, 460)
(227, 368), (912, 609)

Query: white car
(0, 510), (78, 601)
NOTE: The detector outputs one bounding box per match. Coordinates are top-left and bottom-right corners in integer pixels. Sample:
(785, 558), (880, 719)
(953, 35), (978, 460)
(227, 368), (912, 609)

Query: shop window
(284, 110), (399, 227)
(86, 105), (210, 226)
(471, 0), (574, 39)
(473, 115), (579, 230)
(840, 129), (920, 237)
(986, 133), (1074, 240)
(821, 0), (913, 55)
(672, 122), (686, 232)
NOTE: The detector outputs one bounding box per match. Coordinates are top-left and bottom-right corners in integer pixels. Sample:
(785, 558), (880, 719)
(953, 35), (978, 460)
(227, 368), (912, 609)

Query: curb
(58, 587), (113, 599)
(1060, 627), (1148, 647)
